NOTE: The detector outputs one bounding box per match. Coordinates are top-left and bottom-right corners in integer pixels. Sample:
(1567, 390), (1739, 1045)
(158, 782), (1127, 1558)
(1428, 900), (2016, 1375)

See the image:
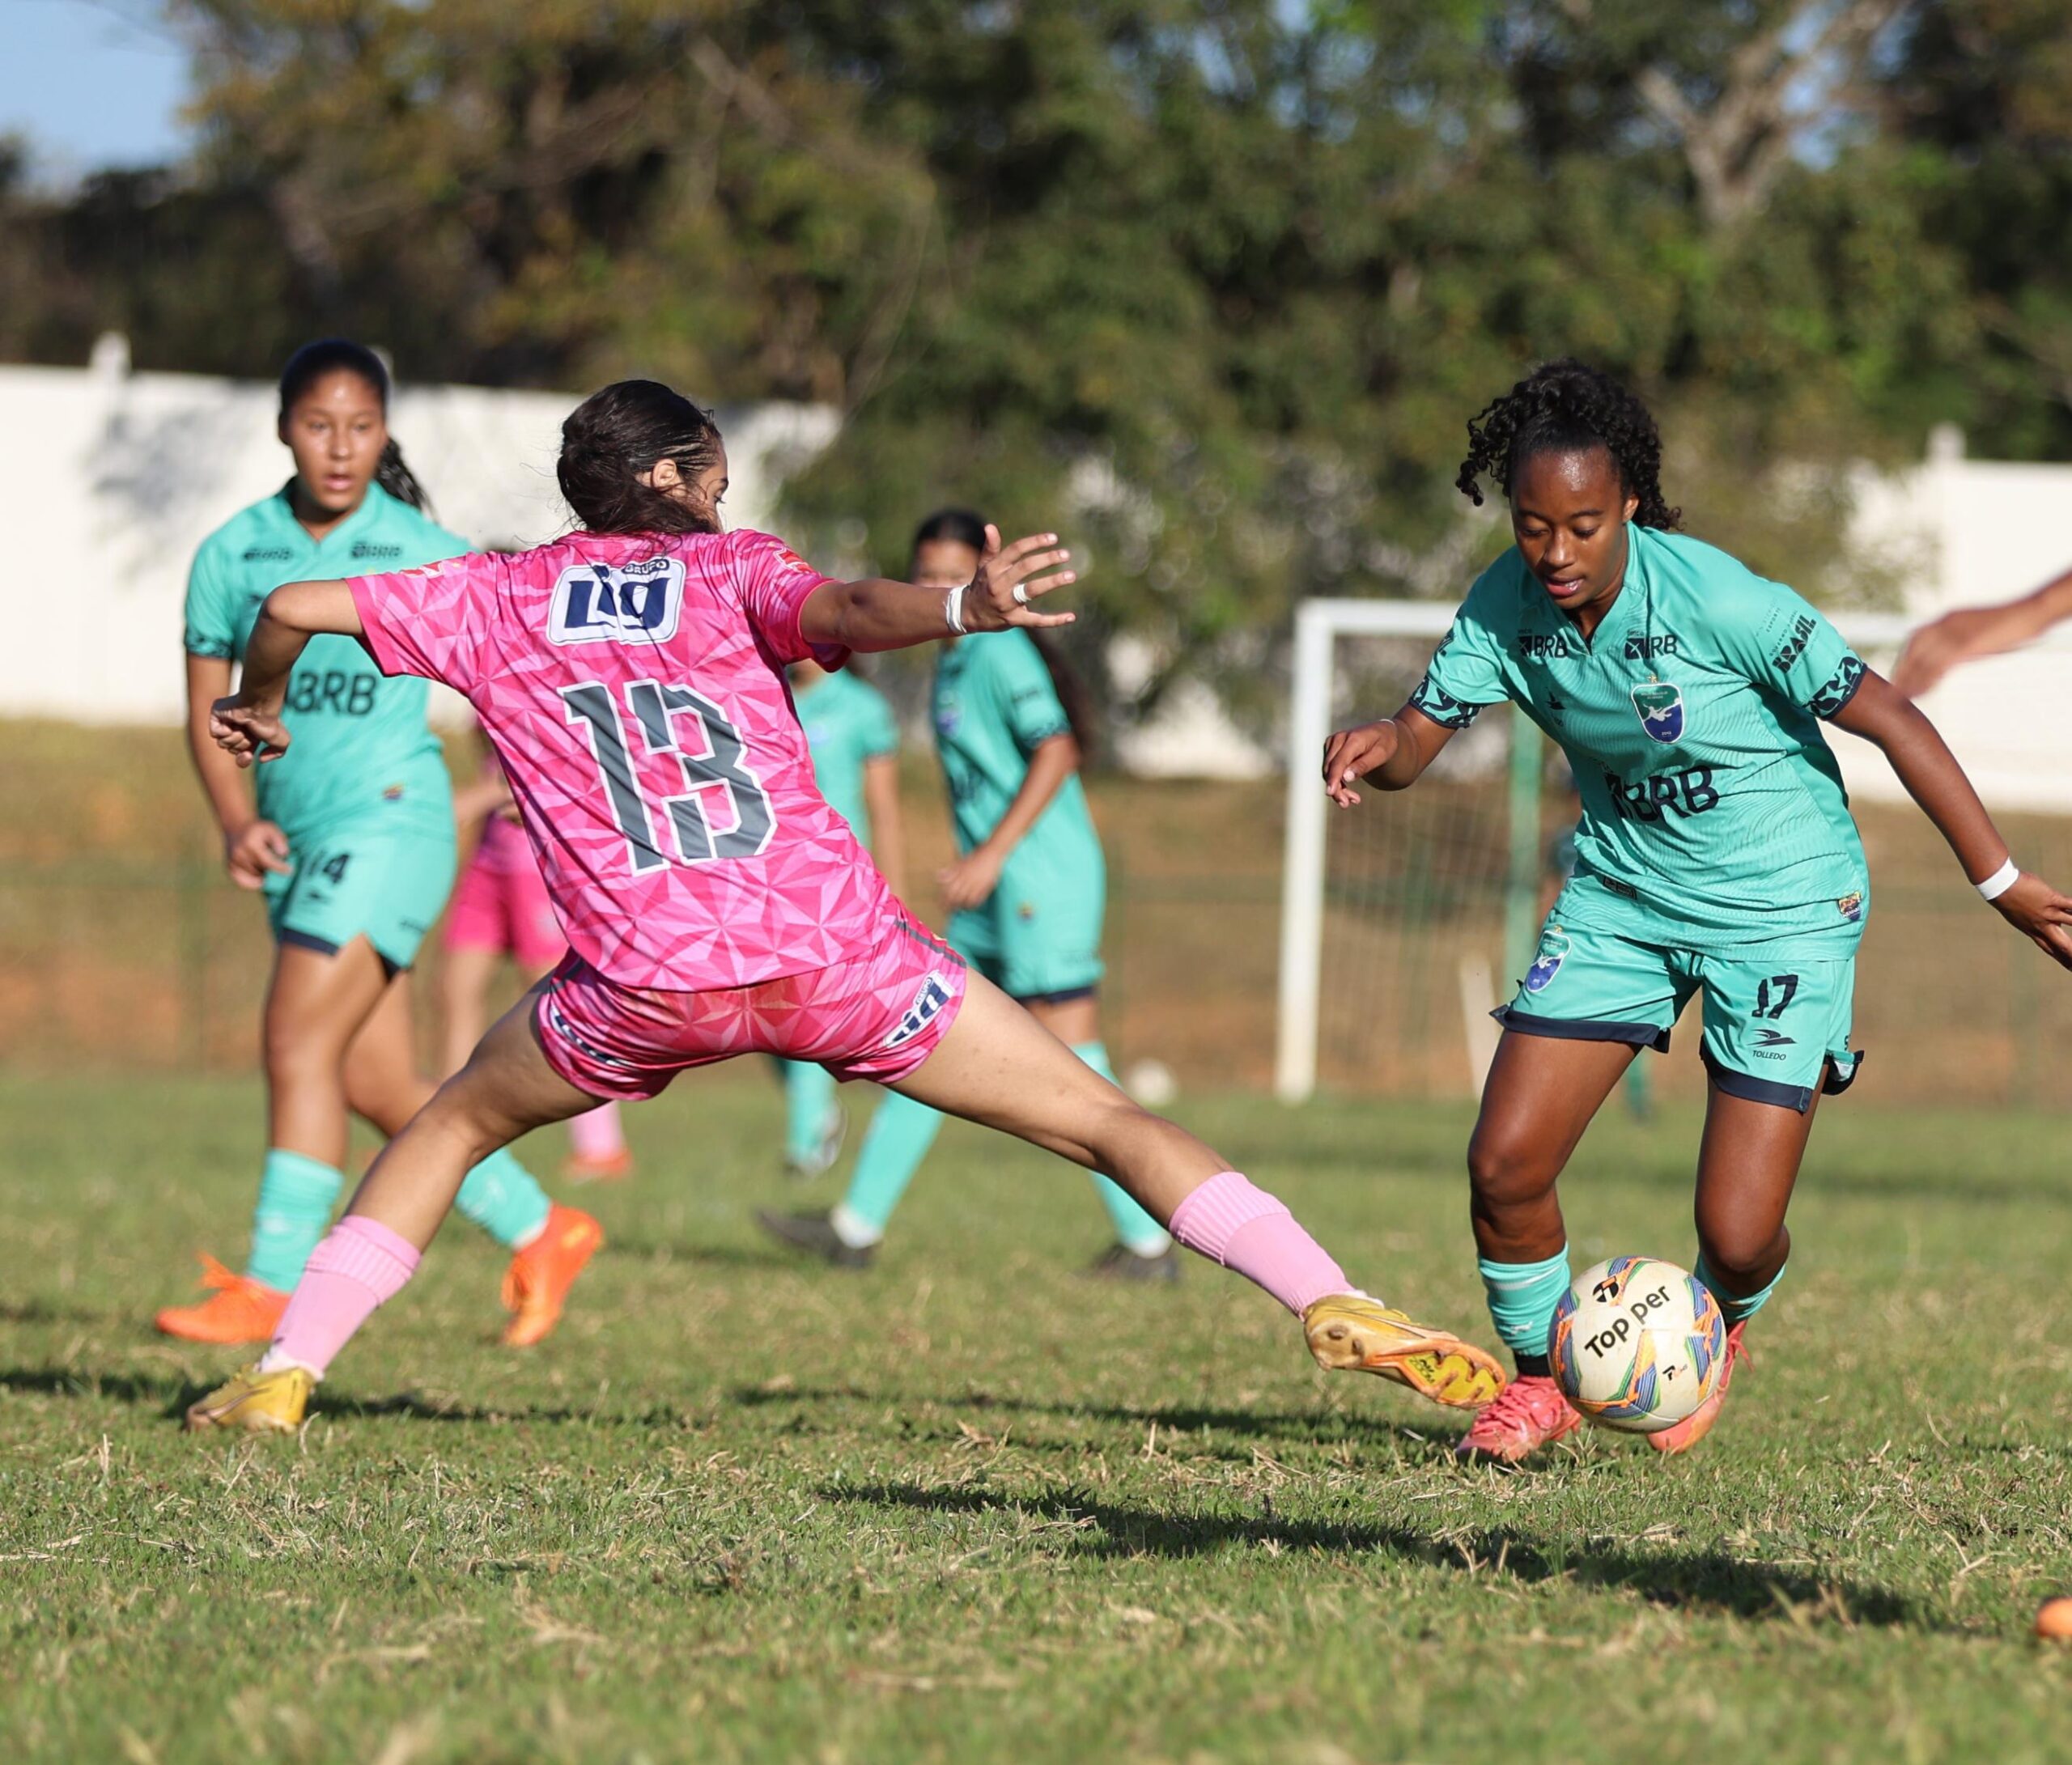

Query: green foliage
(6, 2), (2072, 711)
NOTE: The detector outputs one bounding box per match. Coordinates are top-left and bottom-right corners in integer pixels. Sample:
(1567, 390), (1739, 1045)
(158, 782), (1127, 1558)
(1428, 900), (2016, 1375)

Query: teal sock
(1696, 1254), (1784, 1326)
(453, 1148), (553, 1250)
(1478, 1248), (1573, 1362)
(839, 1089), (945, 1239)
(246, 1148), (345, 1291)
(1073, 1042), (1170, 1254)
(780, 1059), (839, 1166)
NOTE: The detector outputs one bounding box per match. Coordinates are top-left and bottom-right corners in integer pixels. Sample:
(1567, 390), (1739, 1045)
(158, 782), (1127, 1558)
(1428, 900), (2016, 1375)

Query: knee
(1467, 1123), (1557, 1215)
(1695, 1211), (1787, 1288)
(264, 1018), (342, 1096)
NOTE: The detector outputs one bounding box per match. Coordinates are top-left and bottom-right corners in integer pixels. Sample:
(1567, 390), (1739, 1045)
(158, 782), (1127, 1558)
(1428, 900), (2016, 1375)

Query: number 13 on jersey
(563, 679), (776, 872)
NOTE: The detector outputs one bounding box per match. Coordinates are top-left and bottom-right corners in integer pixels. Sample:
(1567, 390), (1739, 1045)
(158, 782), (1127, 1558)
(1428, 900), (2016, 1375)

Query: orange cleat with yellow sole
(500, 1203), (603, 1347)
(1301, 1292), (1507, 1409)
(1648, 1322), (1749, 1456)
(155, 1255), (288, 1344)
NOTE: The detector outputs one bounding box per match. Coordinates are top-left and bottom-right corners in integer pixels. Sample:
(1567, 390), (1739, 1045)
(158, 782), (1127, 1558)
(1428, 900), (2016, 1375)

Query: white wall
(0, 344), (836, 724)
(1832, 438), (2072, 812)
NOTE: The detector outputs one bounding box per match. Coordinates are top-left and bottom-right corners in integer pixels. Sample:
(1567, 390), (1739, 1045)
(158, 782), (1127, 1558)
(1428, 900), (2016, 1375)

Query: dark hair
(277, 338), (431, 513)
(911, 506), (1098, 760)
(911, 506), (989, 554)
(1455, 359), (1680, 531)
(558, 380), (725, 535)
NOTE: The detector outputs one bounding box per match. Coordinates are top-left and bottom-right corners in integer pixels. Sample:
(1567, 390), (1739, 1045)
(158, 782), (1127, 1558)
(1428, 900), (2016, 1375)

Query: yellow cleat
(184, 1363), (315, 1435)
(1302, 1293), (1507, 1410)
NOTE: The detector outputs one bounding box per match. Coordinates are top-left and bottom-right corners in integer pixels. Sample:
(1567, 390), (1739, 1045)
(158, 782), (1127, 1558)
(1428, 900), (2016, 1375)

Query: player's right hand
(966, 526), (1078, 630)
(1321, 719), (1401, 807)
(1989, 872), (2072, 971)
(1890, 609), (1991, 699)
(223, 819), (291, 891)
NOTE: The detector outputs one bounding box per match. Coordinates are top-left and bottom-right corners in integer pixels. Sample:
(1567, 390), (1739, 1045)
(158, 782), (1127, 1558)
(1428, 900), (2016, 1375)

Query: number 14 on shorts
(562, 679), (776, 872)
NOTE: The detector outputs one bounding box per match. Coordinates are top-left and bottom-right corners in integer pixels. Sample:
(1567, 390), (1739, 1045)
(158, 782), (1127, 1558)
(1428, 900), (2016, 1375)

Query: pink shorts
(533, 914), (968, 1102)
(444, 842), (567, 970)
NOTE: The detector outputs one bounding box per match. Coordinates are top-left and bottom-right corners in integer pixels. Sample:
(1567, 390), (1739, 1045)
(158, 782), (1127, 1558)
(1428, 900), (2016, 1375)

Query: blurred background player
(1322, 359), (2072, 1464)
(755, 508), (1178, 1279)
(158, 339), (601, 1351)
(775, 657), (906, 1176)
(442, 723), (634, 1181)
(185, 379), (1501, 1433)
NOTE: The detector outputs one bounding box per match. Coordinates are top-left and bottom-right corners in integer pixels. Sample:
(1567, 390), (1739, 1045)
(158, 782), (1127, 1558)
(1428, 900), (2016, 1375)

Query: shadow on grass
(825, 1481), (1936, 1630)
(731, 1383), (1452, 1459)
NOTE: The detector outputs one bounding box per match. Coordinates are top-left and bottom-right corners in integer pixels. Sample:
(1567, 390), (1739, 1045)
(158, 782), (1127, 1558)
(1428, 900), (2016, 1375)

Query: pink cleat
(1648, 1322), (1748, 1456)
(1454, 1373), (1583, 1464)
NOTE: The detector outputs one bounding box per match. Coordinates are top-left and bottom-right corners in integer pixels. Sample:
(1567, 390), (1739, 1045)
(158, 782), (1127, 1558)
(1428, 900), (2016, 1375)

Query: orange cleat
(500, 1203), (603, 1347)
(1454, 1373), (1584, 1464)
(561, 1148), (634, 1184)
(154, 1254), (289, 1345)
(1648, 1322), (1749, 1456)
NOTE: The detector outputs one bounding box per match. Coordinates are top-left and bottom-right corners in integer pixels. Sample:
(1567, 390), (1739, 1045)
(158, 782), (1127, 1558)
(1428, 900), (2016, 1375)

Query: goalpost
(1273, 600), (1924, 1103)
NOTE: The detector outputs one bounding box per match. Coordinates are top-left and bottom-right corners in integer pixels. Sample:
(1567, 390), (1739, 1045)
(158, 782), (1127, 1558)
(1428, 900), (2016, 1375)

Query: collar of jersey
(259, 480), (393, 560)
(1528, 533), (1650, 656)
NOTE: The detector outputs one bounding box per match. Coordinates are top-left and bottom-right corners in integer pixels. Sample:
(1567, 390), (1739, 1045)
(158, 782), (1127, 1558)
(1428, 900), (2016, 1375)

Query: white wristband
(944, 583), (968, 636)
(1976, 857), (2019, 902)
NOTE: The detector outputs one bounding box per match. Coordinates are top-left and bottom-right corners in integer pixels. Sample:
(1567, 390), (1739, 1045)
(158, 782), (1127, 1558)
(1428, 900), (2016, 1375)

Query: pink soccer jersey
(349, 529), (895, 991)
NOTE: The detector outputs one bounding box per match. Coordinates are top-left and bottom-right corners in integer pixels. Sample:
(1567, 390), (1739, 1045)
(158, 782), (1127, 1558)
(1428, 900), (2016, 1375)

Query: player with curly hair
(1323, 359), (2072, 1462)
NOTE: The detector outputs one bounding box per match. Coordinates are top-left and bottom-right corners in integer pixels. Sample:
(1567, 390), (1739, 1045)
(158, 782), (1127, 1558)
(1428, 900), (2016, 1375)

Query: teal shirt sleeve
(1709, 568), (1866, 722)
(182, 541), (239, 660)
(1410, 562), (1514, 728)
(992, 634), (1073, 754)
(858, 682), (898, 759)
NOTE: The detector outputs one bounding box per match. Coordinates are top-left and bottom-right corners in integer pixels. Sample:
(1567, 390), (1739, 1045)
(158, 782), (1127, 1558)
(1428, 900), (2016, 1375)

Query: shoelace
(1475, 1379), (1572, 1434)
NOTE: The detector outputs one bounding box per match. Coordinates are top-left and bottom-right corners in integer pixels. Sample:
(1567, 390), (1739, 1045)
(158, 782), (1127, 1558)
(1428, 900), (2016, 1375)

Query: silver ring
(1012, 583), (1030, 607)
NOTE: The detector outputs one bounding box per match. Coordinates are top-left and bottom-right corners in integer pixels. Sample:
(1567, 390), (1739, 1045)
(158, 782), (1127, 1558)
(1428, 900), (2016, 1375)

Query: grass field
(4, 1071), (2072, 1763)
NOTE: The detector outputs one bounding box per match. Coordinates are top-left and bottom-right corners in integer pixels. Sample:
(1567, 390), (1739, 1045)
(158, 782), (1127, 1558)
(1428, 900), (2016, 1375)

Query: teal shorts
(948, 867), (1105, 1003)
(265, 817), (457, 974)
(1497, 917), (1862, 1114)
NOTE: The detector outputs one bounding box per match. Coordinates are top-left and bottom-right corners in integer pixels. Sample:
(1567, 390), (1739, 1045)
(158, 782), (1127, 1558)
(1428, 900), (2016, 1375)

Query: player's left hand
(210, 695), (290, 766)
(939, 845), (1006, 912)
(966, 525), (1078, 631)
(1990, 872), (2072, 970)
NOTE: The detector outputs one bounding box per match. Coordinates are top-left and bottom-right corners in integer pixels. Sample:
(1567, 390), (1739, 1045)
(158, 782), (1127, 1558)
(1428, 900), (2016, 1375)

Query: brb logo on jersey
(1630, 680), (1685, 744)
(1524, 927), (1569, 995)
(550, 558), (686, 645)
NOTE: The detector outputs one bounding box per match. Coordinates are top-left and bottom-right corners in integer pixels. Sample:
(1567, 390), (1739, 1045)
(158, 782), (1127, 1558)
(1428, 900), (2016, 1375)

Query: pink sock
(567, 1102), (626, 1161)
(1168, 1172), (1353, 1316)
(259, 1216), (421, 1379)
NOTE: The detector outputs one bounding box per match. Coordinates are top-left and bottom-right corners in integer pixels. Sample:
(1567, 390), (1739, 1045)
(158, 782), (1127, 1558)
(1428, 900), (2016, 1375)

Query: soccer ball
(1548, 1255), (1726, 1435)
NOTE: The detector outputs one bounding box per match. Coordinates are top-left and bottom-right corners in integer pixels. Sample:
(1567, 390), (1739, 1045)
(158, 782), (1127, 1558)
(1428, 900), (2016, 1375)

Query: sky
(1, 0), (193, 178)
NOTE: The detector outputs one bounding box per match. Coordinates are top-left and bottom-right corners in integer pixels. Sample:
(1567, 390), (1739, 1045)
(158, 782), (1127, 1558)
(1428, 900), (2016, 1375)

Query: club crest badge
(1525, 927), (1569, 995)
(1631, 680), (1685, 744)
(1836, 889), (1864, 923)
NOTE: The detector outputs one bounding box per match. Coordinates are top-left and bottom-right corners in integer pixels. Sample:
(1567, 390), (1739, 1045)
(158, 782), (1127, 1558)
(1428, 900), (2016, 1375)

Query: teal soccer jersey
(794, 669), (898, 849)
(932, 632), (1106, 997)
(184, 483), (467, 841)
(1415, 526), (1870, 953)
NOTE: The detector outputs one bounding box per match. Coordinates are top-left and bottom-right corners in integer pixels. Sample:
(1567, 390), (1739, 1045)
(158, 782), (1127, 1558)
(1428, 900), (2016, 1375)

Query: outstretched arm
(1320, 705), (1458, 806)
(209, 579), (364, 766)
(800, 528), (1076, 653)
(1829, 669), (2072, 967)
(1891, 566), (2072, 698)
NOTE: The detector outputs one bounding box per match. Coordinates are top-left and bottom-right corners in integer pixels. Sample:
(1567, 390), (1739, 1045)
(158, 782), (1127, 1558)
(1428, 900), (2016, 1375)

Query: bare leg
(1692, 1080), (1821, 1305)
(439, 944), (502, 1078)
(344, 969), (438, 1135)
(889, 974), (1224, 1220)
(339, 986), (597, 1251)
(1466, 1031), (1641, 1264)
(265, 938), (396, 1169)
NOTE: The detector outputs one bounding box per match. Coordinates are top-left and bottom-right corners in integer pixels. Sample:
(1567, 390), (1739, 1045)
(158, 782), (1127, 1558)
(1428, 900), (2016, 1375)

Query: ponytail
(1027, 630), (1098, 762)
(278, 337), (435, 516)
(375, 438), (431, 513)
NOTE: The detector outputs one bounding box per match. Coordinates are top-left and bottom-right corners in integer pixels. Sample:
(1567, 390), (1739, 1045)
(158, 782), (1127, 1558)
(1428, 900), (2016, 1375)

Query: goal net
(1273, 599), (1926, 1103)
